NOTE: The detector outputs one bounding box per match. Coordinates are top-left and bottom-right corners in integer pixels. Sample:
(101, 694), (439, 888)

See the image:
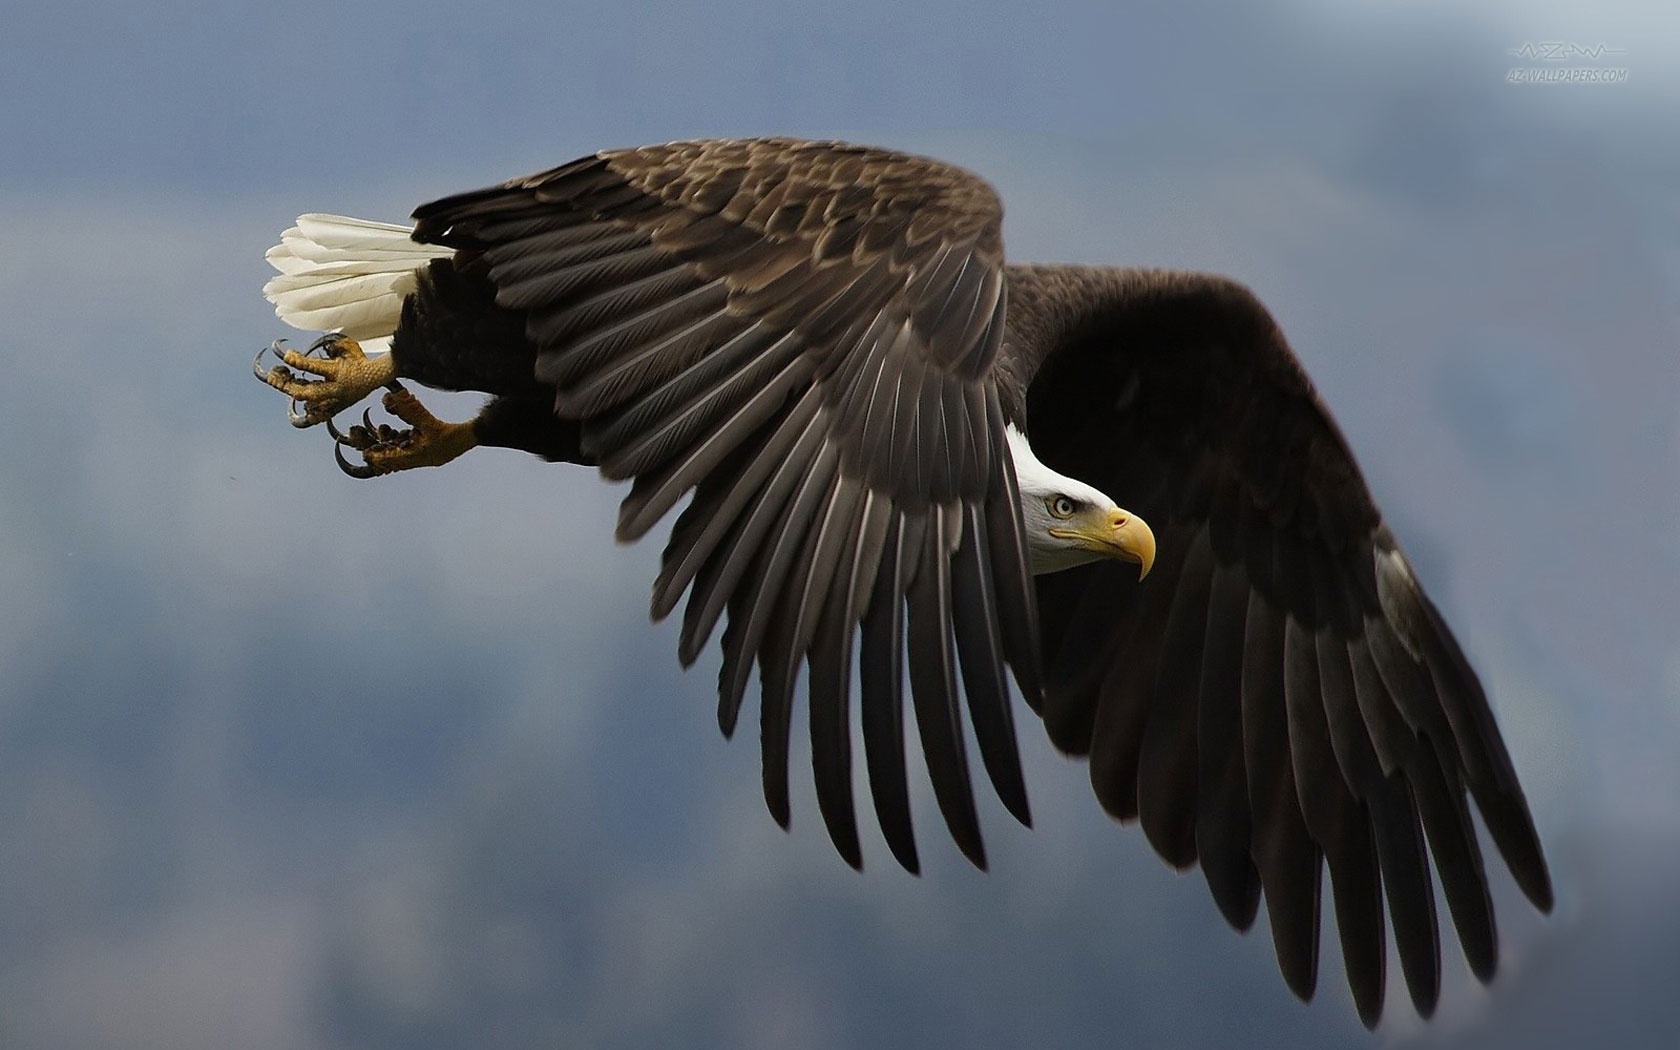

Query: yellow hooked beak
(1052, 507), (1156, 580)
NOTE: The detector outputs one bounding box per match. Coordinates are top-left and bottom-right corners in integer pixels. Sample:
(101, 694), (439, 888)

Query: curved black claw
(253, 340), (287, 381)
(333, 434), (379, 479)
(288, 399), (318, 428)
(309, 333), (356, 359)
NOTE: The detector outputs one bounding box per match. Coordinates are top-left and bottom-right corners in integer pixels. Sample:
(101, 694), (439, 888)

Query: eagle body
(258, 138), (1550, 1026)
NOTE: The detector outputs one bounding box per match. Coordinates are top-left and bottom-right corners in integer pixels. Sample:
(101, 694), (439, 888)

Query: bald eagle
(255, 137), (1549, 1025)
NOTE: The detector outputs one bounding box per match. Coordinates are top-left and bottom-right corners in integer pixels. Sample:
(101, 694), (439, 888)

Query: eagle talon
(322, 383), (477, 479)
(252, 342), (286, 381)
(333, 437), (379, 480)
(288, 392), (324, 427)
(309, 333), (360, 359)
(253, 333), (397, 428)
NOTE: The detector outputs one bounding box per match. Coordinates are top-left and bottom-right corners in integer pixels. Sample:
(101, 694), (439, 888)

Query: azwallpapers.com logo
(1506, 43), (1629, 85)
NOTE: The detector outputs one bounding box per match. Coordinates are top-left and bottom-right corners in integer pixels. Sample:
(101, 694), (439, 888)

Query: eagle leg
(253, 335), (398, 428)
(327, 383), (478, 479)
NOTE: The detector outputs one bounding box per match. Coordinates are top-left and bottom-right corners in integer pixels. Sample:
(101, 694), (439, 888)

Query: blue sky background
(1, 1), (1676, 1047)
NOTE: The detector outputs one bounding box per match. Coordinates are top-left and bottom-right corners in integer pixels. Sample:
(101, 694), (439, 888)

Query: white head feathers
(1006, 425), (1129, 574)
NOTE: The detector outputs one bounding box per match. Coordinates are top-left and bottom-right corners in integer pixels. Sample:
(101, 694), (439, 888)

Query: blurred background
(1, 0), (1675, 1047)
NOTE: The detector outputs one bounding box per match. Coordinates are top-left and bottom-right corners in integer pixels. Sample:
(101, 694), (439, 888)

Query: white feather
(262, 214), (452, 342)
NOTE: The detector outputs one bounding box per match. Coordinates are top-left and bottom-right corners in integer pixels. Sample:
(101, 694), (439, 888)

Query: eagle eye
(1049, 496), (1078, 519)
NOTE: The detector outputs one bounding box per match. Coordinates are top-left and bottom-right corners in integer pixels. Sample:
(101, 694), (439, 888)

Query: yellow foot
(253, 334), (398, 428)
(327, 383), (478, 478)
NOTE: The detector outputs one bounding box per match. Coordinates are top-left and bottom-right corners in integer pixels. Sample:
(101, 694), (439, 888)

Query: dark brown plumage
(266, 137), (1551, 1025)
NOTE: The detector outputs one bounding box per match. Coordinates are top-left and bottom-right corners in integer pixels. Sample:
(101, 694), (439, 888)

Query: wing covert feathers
(411, 138), (1031, 872)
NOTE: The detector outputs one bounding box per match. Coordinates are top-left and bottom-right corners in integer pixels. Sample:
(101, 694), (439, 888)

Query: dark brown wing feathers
(412, 138), (1031, 873)
(1015, 265), (1550, 1024)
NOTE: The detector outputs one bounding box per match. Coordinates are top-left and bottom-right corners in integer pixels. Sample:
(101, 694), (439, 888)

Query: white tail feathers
(263, 214), (452, 346)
